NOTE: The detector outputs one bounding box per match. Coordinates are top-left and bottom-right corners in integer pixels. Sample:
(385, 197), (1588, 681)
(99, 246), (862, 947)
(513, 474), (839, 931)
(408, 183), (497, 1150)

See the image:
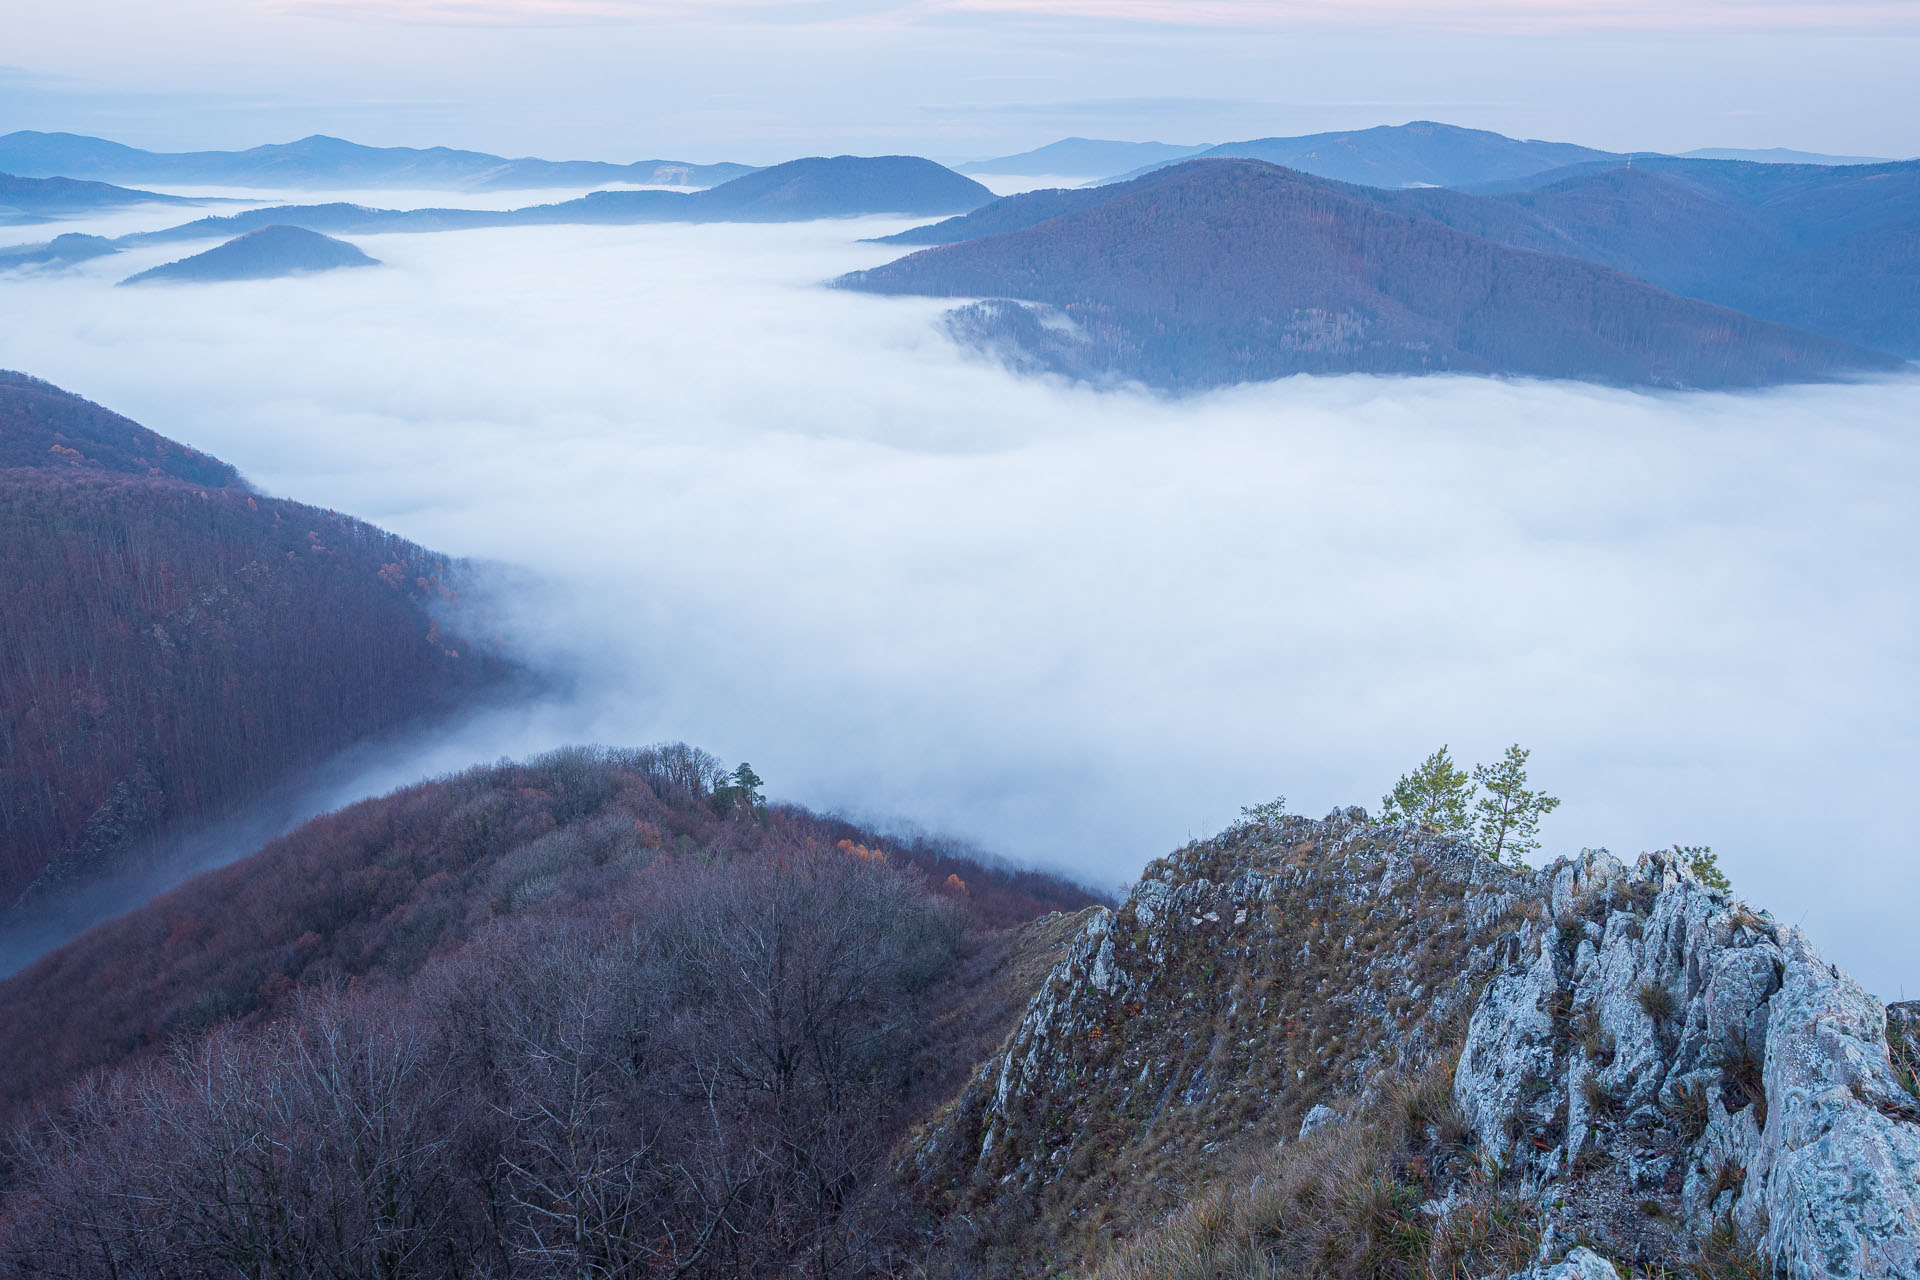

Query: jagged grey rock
(902, 810), (1915, 1278)
(1299, 1103), (1340, 1138)
(1456, 848), (1920, 1280)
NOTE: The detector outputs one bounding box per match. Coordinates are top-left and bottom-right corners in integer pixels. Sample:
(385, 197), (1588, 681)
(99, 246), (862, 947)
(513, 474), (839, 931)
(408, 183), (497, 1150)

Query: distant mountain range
(873, 153), (1920, 368)
(837, 159), (1902, 391)
(0, 173), (197, 224)
(0, 131), (756, 191)
(959, 138), (1210, 177)
(1679, 146), (1894, 165)
(120, 225), (379, 285)
(1066, 124), (1902, 190)
(1101, 122), (1617, 189)
(102, 156), (995, 247)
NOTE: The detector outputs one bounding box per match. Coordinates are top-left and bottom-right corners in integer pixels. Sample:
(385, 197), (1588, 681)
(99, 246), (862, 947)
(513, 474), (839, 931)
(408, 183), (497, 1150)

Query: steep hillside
(839, 160), (1900, 390)
(0, 745), (1101, 1133)
(120, 224), (379, 284)
(0, 375), (502, 910)
(0, 746), (1100, 1278)
(900, 811), (1920, 1280)
(0, 129), (753, 190)
(1106, 121), (1615, 187)
(0, 370), (238, 481)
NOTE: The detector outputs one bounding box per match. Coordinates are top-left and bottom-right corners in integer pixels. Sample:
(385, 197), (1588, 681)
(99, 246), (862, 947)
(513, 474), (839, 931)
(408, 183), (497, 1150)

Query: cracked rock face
(902, 812), (1914, 1279)
(1455, 849), (1920, 1280)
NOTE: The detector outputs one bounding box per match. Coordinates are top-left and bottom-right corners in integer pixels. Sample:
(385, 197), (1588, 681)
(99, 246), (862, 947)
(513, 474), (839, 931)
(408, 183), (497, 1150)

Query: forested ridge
(851, 157), (1919, 388)
(0, 745), (1101, 1277)
(0, 374), (502, 908)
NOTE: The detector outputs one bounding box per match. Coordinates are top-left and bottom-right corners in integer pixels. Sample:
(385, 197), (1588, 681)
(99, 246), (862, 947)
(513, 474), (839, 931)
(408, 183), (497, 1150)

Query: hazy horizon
(7, 0), (1920, 165)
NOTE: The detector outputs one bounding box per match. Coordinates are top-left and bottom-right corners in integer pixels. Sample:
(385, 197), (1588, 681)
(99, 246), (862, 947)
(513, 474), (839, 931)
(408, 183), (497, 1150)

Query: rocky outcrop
(1455, 849), (1920, 1279)
(901, 809), (1533, 1271)
(902, 810), (1916, 1279)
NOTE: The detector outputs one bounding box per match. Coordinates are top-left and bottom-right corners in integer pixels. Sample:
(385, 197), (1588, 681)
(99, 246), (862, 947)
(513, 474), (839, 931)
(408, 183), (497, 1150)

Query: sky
(5, 0), (1920, 162)
(0, 198), (1915, 997)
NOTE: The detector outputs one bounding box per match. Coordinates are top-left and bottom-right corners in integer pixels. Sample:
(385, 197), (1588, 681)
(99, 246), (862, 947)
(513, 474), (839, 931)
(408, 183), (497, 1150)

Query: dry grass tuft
(1664, 1080), (1712, 1144)
(1089, 1060), (1538, 1280)
(1636, 983), (1676, 1023)
(1889, 1017), (1919, 1102)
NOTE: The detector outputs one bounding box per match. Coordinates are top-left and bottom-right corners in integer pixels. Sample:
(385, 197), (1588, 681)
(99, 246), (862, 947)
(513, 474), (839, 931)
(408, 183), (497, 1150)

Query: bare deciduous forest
(0, 745), (1102, 1278)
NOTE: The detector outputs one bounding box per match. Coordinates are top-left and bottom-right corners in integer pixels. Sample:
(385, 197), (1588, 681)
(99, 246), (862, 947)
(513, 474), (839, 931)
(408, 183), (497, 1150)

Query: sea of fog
(2, 192), (1916, 997)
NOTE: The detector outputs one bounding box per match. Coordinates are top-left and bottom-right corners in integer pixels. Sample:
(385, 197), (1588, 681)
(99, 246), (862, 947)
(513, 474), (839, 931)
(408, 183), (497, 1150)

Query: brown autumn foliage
(0, 372), (504, 908)
(0, 744), (1100, 1279)
(0, 744), (1101, 1135)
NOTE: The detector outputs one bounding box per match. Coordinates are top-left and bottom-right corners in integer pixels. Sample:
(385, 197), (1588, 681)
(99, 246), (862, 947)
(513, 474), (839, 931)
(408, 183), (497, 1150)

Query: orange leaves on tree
(836, 839), (888, 867)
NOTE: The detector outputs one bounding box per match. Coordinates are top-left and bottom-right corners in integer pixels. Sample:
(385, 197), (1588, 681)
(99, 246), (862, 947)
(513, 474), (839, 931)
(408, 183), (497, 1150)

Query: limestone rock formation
(898, 810), (1918, 1279)
(1455, 849), (1920, 1279)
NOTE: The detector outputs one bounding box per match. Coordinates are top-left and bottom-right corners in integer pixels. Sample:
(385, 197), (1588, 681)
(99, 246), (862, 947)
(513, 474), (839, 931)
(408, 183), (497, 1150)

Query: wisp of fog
(2, 199), (1916, 996)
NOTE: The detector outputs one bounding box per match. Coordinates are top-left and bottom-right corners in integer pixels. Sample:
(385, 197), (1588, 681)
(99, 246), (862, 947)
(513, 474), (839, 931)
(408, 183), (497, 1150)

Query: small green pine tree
(1379, 747), (1473, 837)
(1673, 844), (1730, 892)
(712, 762), (767, 816)
(730, 763), (765, 807)
(1471, 744), (1560, 868)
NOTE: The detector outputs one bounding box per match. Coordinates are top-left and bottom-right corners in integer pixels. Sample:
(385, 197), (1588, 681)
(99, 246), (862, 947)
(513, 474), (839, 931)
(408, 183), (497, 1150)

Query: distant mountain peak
(120, 224), (379, 285)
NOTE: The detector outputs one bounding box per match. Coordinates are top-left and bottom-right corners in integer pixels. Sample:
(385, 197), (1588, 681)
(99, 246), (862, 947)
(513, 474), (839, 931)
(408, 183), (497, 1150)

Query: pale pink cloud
(279, 0), (899, 25)
(950, 0), (1920, 32)
(281, 0), (1920, 29)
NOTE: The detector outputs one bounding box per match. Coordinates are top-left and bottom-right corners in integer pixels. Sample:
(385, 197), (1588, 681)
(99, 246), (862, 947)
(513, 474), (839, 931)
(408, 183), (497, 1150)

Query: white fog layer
(3, 205), (1915, 996)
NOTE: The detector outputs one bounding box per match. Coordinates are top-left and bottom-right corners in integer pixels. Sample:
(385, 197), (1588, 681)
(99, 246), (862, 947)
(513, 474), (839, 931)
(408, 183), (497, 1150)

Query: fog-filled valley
(3, 189), (1915, 997)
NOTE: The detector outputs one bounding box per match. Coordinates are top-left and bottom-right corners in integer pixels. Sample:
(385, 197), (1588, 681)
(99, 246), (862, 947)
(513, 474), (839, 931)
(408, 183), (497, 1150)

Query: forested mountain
(0, 130), (755, 190)
(0, 172), (197, 224)
(120, 224), (379, 285)
(0, 374), (504, 911)
(114, 156), (996, 248)
(0, 744), (1100, 1275)
(959, 137), (1209, 176)
(838, 160), (1900, 390)
(1103, 120), (1616, 187)
(870, 155), (1920, 373)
